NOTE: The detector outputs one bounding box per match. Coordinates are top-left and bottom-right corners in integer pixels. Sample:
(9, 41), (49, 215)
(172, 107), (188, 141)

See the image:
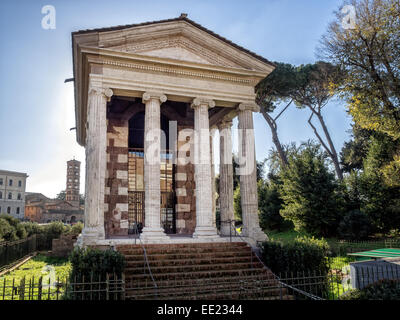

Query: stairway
(117, 242), (292, 300)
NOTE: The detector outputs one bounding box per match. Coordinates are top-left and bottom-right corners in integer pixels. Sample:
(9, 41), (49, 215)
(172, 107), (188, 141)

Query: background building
(24, 160), (83, 224)
(0, 170), (28, 219)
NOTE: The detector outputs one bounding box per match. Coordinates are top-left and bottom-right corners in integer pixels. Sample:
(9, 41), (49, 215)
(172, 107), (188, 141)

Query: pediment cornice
(75, 20), (274, 74)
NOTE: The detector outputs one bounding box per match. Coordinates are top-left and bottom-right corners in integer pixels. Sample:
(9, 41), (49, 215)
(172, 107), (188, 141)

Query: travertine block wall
(175, 125), (196, 234)
(104, 118), (129, 236)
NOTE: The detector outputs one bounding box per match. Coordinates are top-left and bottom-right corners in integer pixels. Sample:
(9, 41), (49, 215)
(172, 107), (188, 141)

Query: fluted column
(218, 120), (234, 236)
(192, 98), (218, 238)
(81, 87), (113, 246)
(237, 102), (267, 242)
(210, 128), (216, 229)
(141, 91), (169, 240)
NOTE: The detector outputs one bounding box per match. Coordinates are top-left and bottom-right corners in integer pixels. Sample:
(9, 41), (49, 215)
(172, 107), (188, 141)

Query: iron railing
(0, 236), (37, 271)
(0, 273), (125, 300)
(131, 223), (158, 297)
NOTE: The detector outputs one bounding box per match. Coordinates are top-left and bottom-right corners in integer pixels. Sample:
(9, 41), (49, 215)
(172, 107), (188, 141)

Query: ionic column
(210, 128), (216, 229)
(237, 103), (267, 242)
(141, 92), (169, 241)
(81, 87), (113, 246)
(192, 98), (218, 238)
(218, 120), (234, 236)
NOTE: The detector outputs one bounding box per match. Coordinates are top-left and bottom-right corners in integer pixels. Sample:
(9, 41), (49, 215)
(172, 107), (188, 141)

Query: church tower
(66, 159), (80, 209)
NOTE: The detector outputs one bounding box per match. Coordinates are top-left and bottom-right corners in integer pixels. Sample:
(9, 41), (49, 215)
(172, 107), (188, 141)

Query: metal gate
(128, 148), (176, 234)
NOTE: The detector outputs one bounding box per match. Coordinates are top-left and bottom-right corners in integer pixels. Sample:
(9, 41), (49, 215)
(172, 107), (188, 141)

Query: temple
(71, 14), (274, 247)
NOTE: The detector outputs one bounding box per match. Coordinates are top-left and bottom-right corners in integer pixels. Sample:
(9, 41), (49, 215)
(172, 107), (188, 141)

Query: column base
(241, 226), (268, 242)
(193, 226), (219, 239)
(77, 226), (105, 247)
(220, 224), (234, 237)
(140, 227), (169, 242)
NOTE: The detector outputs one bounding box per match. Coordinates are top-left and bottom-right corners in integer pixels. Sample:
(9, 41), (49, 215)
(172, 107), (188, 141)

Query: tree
(56, 190), (66, 201)
(320, 0), (400, 140)
(290, 62), (344, 180)
(256, 62), (299, 167)
(357, 135), (400, 232)
(258, 174), (290, 231)
(340, 125), (373, 173)
(279, 141), (343, 237)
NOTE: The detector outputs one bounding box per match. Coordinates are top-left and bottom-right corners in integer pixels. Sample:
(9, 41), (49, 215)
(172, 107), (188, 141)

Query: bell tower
(66, 159), (81, 208)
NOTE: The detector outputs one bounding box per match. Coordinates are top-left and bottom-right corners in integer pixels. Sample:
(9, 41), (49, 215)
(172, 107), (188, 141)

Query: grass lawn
(265, 229), (308, 243)
(0, 254), (71, 300)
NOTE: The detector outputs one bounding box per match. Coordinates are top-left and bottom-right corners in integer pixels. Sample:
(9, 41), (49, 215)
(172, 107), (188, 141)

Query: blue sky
(0, 0), (352, 197)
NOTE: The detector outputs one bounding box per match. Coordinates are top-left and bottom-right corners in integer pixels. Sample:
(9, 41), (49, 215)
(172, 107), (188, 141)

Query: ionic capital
(218, 120), (233, 130)
(89, 87), (113, 102)
(191, 97), (215, 110)
(237, 102), (260, 113)
(142, 91), (167, 104)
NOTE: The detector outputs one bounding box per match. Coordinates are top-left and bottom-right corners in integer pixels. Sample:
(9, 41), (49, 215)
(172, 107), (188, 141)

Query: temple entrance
(128, 111), (176, 234)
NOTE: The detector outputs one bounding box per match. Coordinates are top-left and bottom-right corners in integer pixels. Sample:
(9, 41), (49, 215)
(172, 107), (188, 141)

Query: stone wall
(175, 126), (196, 234)
(104, 117), (129, 237)
(52, 234), (77, 257)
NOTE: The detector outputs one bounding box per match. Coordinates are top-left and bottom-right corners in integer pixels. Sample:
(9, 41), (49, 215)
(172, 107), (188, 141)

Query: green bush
(233, 186), (242, 222)
(69, 247), (125, 280)
(261, 236), (330, 274)
(69, 222), (83, 236)
(0, 218), (17, 241)
(340, 279), (400, 300)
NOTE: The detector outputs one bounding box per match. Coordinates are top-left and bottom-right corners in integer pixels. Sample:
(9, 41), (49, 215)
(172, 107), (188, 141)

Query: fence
(328, 239), (400, 257)
(0, 273), (125, 300)
(277, 263), (400, 300)
(0, 236), (37, 271)
(0, 234), (55, 272)
(1, 266), (399, 300)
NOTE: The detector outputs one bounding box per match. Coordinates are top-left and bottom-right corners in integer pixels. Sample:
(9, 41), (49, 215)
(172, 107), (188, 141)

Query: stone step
(126, 255), (255, 267)
(126, 284), (289, 300)
(123, 250), (252, 262)
(126, 274), (279, 290)
(125, 267), (273, 281)
(126, 261), (264, 275)
(118, 245), (250, 256)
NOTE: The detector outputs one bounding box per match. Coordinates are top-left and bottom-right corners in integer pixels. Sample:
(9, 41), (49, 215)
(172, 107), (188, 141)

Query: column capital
(237, 102), (260, 113)
(191, 97), (215, 110)
(89, 87), (113, 102)
(218, 120), (233, 130)
(142, 91), (167, 104)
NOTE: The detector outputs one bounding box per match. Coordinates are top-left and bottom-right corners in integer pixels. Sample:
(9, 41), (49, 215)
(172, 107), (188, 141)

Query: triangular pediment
(85, 19), (273, 72)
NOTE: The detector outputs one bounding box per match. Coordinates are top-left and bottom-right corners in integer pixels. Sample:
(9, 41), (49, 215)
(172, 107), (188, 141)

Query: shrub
(0, 218), (17, 242)
(69, 247), (125, 280)
(20, 221), (43, 237)
(42, 221), (69, 242)
(16, 224), (27, 239)
(340, 279), (400, 300)
(69, 222), (83, 236)
(261, 236), (330, 274)
(337, 209), (372, 240)
(233, 186), (242, 222)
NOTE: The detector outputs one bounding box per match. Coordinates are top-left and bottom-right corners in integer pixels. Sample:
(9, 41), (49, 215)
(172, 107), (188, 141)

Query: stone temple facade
(72, 14), (275, 247)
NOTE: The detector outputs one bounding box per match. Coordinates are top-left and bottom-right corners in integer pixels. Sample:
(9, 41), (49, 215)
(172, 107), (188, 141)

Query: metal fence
(328, 239), (400, 256)
(1, 266), (399, 300)
(277, 263), (400, 300)
(0, 236), (37, 271)
(0, 234), (55, 272)
(0, 273), (125, 300)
